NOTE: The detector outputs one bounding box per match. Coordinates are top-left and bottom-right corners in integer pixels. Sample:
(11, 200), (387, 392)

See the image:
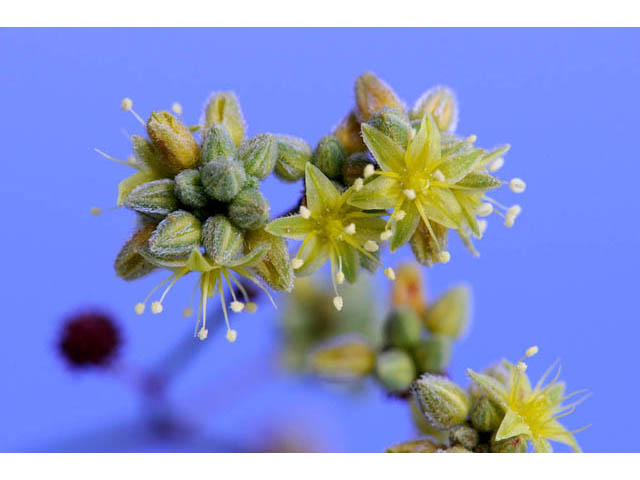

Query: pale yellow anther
(488, 157), (504, 172)
(151, 301), (163, 314)
(432, 169), (446, 182)
(403, 189), (416, 200)
(226, 329), (238, 343)
(333, 296), (344, 311)
(292, 258), (304, 270)
(516, 361), (528, 372)
(507, 205), (522, 217)
(437, 251), (451, 264)
(121, 98), (133, 111)
(171, 102), (183, 115)
(353, 178), (364, 191)
(90, 207), (102, 216)
(504, 216), (515, 228)
(363, 164), (375, 178)
(198, 328), (209, 341)
(380, 230), (393, 241)
(299, 205), (311, 219)
(408, 128), (416, 141)
(525, 346), (539, 357)
(384, 267), (396, 280)
(230, 301), (245, 313)
(510, 178), (526, 193)
(476, 203), (494, 217)
(182, 307), (194, 318)
(245, 302), (258, 313)
(134, 303), (145, 315)
(344, 223), (356, 235)
(395, 210), (406, 221)
(364, 240), (379, 252)
(466, 134), (477, 143)
(478, 219), (488, 236)
(336, 271), (345, 285)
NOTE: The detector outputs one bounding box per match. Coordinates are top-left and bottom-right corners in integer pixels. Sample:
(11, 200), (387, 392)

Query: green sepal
(265, 215), (314, 240)
(117, 169), (160, 207)
(390, 203), (420, 251)
(361, 123), (405, 173)
(439, 148), (484, 183)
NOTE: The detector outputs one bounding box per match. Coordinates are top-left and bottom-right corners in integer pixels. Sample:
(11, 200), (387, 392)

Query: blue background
(1, 28), (638, 452)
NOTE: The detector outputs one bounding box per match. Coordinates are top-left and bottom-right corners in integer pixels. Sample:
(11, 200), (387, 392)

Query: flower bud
(412, 374), (470, 430)
(470, 396), (504, 432)
(114, 221), (157, 280)
(490, 434), (527, 453)
(449, 425), (479, 450)
(201, 155), (247, 202)
(312, 135), (347, 180)
(469, 363), (509, 399)
(383, 307), (422, 350)
(391, 264), (426, 315)
(411, 86), (459, 132)
(273, 135), (312, 182)
(245, 228), (294, 292)
(202, 215), (244, 265)
(413, 335), (452, 374)
(423, 286), (471, 339)
(354, 72), (403, 122)
(368, 108), (412, 149)
(410, 220), (449, 266)
(238, 133), (277, 179)
(131, 135), (172, 176)
(386, 439), (439, 453)
(375, 349), (416, 393)
(146, 111), (199, 174)
(202, 91), (246, 147)
(333, 110), (366, 154)
(228, 186), (270, 230)
(174, 169), (208, 208)
(309, 336), (376, 380)
(200, 124), (236, 165)
(341, 152), (371, 186)
(123, 179), (179, 219)
(146, 210), (202, 264)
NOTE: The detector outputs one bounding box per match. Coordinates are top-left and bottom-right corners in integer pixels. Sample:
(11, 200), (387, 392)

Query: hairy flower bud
(368, 108), (412, 149)
(333, 110), (366, 155)
(449, 425), (479, 450)
(383, 307), (422, 350)
(423, 286), (471, 339)
(411, 86), (459, 132)
(202, 215), (244, 265)
(375, 349), (416, 393)
(146, 210), (202, 264)
(146, 111), (199, 174)
(114, 221), (157, 280)
(274, 135), (312, 182)
(410, 220), (449, 266)
(228, 186), (271, 230)
(341, 152), (371, 186)
(412, 374), (470, 430)
(123, 179), (179, 219)
(490, 433), (528, 453)
(309, 337), (376, 379)
(238, 133), (277, 179)
(312, 135), (347, 180)
(391, 264), (426, 315)
(201, 155), (247, 202)
(414, 335), (452, 374)
(470, 396), (504, 432)
(202, 91), (246, 147)
(386, 439), (439, 453)
(174, 169), (208, 208)
(200, 124), (236, 165)
(354, 72), (403, 122)
(245, 228), (294, 292)
(131, 135), (172, 176)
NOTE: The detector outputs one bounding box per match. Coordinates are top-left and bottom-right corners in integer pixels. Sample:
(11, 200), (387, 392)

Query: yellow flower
(468, 347), (588, 452)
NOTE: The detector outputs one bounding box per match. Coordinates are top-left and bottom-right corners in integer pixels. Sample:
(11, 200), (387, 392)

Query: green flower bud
(309, 337), (376, 380)
(411, 86), (459, 132)
(368, 108), (412, 149)
(274, 135), (312, 182)
(470, 396), (504, 432)
(333, 110), (366, 154)
(123, 179), (179, 219)
(131, 135), (172, 176)
(174, 169), (208, 208)
(423, 286), (471, 339)
(201, 156), (247, 202)
(375, 349), (416, 393)
(342, 152), (371, 186)
(410, 220), (449, 267)
(114, 221), (157, 280)
(245, 228), (294, 292)
(228, 187), (270, 230)
(490, 434), (528, 453)
(386, 439), (439, 453)
(312, 135), (346, 180)
(449, 425), (479, 450)
(200, 124), (236, 165)
(202, 91), (246, 147)
(383, 307), (422, 350)
(238, 133), (277, 179)
(469, 364), (510, 400)
(413, 335), (452, 374)
(412, 374), (470, 430)
(202, 215), (244, 265)
(146, 210), (202, 264)
(354, 72), (403, 122)
(146, 111), (199, 174)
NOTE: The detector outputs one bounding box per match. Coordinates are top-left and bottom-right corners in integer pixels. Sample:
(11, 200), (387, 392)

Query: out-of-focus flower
(59, 311), (121, 368)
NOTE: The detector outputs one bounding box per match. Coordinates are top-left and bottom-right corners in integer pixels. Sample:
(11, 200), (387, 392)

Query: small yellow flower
(468, 347), (589, 452)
